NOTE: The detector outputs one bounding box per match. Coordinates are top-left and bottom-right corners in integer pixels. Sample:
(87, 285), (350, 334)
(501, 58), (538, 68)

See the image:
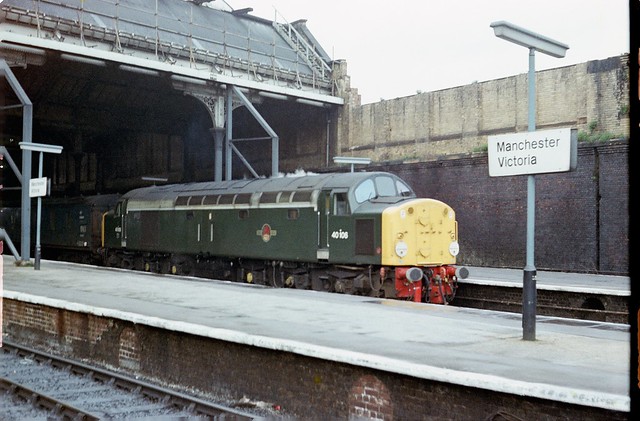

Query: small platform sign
(29, 177), (48, 197)
(488, 128), (577, 177)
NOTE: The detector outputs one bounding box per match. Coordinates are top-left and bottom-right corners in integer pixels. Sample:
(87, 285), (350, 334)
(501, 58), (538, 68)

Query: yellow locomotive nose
(381, 198), (458, 267)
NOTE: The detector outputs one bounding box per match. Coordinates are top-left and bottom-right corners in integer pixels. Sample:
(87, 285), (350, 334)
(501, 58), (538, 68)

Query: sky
(223, 0), (629, 104)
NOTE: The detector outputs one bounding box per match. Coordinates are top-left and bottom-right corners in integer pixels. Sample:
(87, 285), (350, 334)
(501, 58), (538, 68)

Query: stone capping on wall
(337, 54), (630, 165)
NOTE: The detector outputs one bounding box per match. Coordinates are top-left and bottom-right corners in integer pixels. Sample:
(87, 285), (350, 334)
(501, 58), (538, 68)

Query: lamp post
(19, 142), (63, 270)
(333, 156), (371, 172)
(490, 21), (568, 341)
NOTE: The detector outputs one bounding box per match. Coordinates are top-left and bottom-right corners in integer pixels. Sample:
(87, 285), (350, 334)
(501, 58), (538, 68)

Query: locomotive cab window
(397, 179), (413, 197)
(375, 176), (396, 196)
(355, 176), (414, 203)
(354, 179), (375, 203)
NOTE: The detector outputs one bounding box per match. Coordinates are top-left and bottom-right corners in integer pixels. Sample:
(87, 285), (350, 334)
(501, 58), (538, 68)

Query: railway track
(453, 287), (628, 324)
(0, 340), (258, 420)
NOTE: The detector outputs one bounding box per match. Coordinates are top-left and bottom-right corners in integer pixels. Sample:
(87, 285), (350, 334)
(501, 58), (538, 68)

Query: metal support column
(522, 48), (537, 341)
(34, 151), (44, 270)
(212, 95), (225, 182)
(225, 87), (233, 181)
(213, 128), (224, 182)
(1, 59), (33, 264)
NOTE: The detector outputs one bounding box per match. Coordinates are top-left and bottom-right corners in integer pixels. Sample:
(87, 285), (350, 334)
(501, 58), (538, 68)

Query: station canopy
(0, 0), (343, 105)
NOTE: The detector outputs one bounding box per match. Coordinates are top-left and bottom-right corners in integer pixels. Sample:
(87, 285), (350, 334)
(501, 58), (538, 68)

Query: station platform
(1, 256), (631, 414)
(461, 266), (630, 296)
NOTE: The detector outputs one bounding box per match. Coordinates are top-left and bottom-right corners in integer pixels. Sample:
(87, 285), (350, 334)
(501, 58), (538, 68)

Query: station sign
(488, 128), (577, 177)
(29, 177), (49, 197)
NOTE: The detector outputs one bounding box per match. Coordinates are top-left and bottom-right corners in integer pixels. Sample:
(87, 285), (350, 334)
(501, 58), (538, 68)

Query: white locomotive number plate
(331, 230), (349, 240)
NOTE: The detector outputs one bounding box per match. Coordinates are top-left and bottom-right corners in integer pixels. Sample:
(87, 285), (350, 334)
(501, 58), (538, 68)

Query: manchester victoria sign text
(488, 128), (576, 177)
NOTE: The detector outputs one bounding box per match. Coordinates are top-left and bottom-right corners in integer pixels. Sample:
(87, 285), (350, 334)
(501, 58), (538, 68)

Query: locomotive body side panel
(121, 204), (320, 262)
(38, 195), (120, 260)
(205, 206), (319, 261)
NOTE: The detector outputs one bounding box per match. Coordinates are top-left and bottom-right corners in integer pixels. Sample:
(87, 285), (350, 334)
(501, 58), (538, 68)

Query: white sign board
(488, 128), (577, 177)
(29, 177), (48, 197)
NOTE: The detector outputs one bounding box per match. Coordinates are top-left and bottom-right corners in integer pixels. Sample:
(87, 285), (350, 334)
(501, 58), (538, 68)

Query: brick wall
(337, 56), (630, 164)
(1, 299), (627, 420)
(373, 139), (628, 275)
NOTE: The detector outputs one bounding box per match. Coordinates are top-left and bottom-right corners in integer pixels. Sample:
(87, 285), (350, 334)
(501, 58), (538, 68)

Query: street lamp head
(333, 156), (372, 165)
(490, 21), (569, 58)
(19, 142), (63, 154)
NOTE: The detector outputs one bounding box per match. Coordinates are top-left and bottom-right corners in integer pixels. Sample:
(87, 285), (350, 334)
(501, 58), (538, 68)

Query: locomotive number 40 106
(331, 229), (349, 239)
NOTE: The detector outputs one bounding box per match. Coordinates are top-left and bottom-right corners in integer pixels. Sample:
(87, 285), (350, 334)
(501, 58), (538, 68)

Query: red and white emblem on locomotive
(258, 224), (277, 242)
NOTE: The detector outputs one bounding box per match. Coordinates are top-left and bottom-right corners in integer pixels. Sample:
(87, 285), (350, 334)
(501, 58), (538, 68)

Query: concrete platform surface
(1, 256), (630, 412)
(462, 266), (630, 296)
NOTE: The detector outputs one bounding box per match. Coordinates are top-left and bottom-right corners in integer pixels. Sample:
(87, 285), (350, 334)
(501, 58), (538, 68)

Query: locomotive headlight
(395, 241), (408, 258)
(449, 241), (460, 257)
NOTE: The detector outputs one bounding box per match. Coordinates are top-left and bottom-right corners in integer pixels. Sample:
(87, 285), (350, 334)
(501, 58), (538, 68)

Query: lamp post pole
(523, 47), (537, 340)
(19, 142), (63, 270)
(34, 151), (44, 270)
(490, 21), (568, 340)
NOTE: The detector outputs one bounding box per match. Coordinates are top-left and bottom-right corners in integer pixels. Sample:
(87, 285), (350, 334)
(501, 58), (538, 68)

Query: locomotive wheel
(133, 257), (145, 271)
(159, 259), (171, 274)
(181, 259), (193, 276)
(369, 273), (382, 293)
(106, 253), (120, 268)
(293, 274), (310, 289)
(333, 277), (354, 294)
(120, 258), (133, 270)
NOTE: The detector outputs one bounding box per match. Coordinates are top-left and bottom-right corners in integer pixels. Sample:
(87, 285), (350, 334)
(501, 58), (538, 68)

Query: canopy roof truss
(0, 0), (343, 105)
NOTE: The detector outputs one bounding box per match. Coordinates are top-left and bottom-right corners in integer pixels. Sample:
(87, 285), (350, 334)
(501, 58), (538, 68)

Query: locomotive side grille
(175, 196), (189, 206)
(234, 193), (252, 204)
(203, 195), (220, 205)
(260, 192), (279, 203)
(278, 192), (293, 203)
(219, 194), (235, 204)
(355, 218), (375, 255)
(292, 190), (313, 202)
(188, 195), (206, 206)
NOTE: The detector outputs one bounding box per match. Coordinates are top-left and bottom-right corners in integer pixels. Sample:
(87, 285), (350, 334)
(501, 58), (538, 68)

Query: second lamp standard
(19, 141), (64, 270)
(490, 21), (569, 341)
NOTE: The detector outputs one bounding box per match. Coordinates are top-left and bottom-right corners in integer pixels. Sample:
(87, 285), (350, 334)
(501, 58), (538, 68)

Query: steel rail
(1, 340), (256, 419)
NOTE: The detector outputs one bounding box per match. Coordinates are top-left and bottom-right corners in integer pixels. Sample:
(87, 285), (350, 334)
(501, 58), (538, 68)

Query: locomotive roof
(122, 171), (409, 203)
(45, 194), (121, 208)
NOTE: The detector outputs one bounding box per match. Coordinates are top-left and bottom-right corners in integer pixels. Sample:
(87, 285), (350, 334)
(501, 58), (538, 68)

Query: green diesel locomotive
(101, 172), (466, 303)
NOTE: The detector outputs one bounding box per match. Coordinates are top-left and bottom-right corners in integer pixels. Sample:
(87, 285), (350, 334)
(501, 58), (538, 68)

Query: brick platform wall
(453, 284), (628, 324)
(1, 299), (628, 420)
